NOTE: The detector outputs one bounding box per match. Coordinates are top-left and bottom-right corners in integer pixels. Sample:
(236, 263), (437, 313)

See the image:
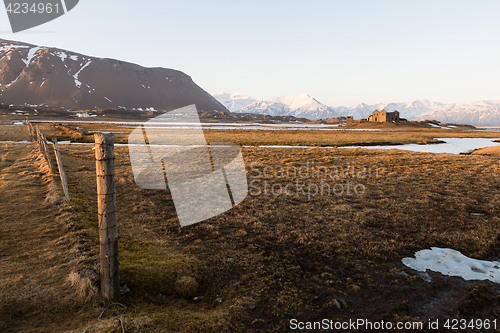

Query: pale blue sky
(1, 0), (499, 106)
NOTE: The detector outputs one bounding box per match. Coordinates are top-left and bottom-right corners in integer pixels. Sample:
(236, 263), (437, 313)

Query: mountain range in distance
(0, 39), (226, 113)
(213, 92), (500, 126)
(2, 38), (499, 125)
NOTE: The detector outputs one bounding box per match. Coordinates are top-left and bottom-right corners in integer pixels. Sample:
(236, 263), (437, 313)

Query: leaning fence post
(39, 130), (54, 174)
(94, 133), (120, 300)
(52, 138), (70, 202)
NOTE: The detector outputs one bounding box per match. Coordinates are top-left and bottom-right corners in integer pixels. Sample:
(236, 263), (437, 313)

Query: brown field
(27, 120), (500, 148)
(2, 123), (500, 332)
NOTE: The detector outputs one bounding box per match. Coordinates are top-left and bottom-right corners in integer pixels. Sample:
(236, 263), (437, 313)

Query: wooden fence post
(35, 125), (41, 148)
(52, 138), (70, 202)
(34, 126), (54, 174)
(94, 133), (120, 300)
(40, 131), (54, 174)
(25, 117), (33, 138)
(35, 126), (46, 161)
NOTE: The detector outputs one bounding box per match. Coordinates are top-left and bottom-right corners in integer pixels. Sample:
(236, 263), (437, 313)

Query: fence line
(53, 138), (70, 202)
(25, 121), (121, 299)
(33, 124), (54, 174)
(27, 120), (71, 201)
(25, 116), (34, 138)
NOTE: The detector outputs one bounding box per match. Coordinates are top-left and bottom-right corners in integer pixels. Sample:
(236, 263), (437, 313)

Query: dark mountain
(0, 39), (226, 112)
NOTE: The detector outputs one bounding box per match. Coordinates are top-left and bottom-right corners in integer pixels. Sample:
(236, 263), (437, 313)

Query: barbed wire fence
(25, 119), (121, 303)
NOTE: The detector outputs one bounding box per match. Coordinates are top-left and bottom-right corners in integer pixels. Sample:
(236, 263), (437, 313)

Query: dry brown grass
(46, 138), (500, 332)
(473, 146), (500, 156)
(30, 120), (500, 147)
(3, 124), (500, 332)
(0, 141), (99, 332)
(0, 124), (32, 142)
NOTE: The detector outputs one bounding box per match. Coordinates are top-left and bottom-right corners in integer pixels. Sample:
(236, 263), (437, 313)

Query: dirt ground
(2, 124), (500, 332)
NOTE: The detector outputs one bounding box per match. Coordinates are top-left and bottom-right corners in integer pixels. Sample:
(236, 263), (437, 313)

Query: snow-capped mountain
(414, 100), (500, 125)
(240, 100), (291, 116)
(213, 92), (500, 125)
(213, 93), (442, 120)
(213, 93), (339, 119)
(270, 94), (337, 119)
(0, 39), (227, 112)
(212, 92), (257, 112)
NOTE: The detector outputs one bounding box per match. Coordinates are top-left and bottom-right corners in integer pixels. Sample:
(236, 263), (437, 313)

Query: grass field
(27, 120), (500, 148)
(2, 123), (500, 332)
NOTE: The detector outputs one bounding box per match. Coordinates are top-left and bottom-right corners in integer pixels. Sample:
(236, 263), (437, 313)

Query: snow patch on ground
(428, 123), (451, 129)
(403, 247), (500, 283)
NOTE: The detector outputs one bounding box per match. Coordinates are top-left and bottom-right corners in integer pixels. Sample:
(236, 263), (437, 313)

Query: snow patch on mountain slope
(72, 60), (92, 88)
(22, 47), (41, 67)
(0, 43), (29, 53)
(54, 51), (68, 67)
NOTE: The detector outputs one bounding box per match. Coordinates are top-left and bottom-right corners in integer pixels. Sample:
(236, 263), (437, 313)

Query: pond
(345, 138), (500, 154)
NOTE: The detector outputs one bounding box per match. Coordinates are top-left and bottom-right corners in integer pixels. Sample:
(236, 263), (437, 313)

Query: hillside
(0, 39), (227, 112)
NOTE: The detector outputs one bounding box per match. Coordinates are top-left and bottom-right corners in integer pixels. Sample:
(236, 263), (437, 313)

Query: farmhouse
(367, 109), (400, 122)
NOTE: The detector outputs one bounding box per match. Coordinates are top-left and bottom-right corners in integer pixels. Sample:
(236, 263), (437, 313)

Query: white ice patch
(0, 43), (29, 53)
(428, 123), (451, 129)
(22, 47), (41, 67)
(69, 55), (78, 61)
(73, 60), (92, 88)
(402, 247), (500, 283)
(54, 51), (68, 67)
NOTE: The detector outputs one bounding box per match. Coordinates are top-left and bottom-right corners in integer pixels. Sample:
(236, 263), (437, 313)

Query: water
(345, 138), (500, 154)
(2, 138), (499, 154)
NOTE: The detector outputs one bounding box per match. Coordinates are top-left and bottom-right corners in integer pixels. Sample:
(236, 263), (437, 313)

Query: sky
(1, 0), (499, 106)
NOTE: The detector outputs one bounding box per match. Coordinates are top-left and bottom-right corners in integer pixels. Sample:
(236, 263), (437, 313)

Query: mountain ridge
(213, 93), (442, 121)
(0, 38), (227, 112)
(213, 93), (500, 125)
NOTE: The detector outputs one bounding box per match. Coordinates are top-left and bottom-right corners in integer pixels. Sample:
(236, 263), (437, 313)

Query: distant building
(367, 109), (400, 122)
(346, 116), (354, 126)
